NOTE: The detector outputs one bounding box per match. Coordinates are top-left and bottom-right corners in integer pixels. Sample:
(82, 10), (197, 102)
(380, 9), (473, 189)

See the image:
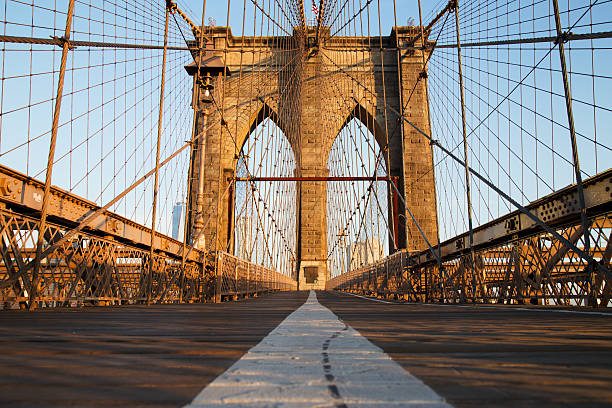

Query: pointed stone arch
(237, 101), (297, 161)
(325, 102), (389, 171)
(326, 107), (391, 278)
(233, 112), (297, 277)
(189, 27), (439, 288)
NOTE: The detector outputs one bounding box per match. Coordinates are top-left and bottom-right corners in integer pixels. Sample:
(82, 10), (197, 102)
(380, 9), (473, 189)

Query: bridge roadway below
(0, 290), (611, 407)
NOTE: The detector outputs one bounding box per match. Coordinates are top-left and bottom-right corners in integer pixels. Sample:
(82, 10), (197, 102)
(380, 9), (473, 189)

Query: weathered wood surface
(318, 291), (612, 408)
(2, 290), (612, 407)
(0, 291), (308, 407)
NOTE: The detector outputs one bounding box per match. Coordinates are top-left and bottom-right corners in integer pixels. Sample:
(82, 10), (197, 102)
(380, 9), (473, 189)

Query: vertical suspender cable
(29, 0), (75, 310)
(148, 4), (170, 305)
(416, 0), (441, 303)
(551, 0), (593, 302)
(392, 0), (405, 253)
(453, 0), (473, 303)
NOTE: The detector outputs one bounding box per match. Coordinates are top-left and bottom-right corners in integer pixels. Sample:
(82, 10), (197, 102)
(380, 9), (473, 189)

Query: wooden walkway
(1, 290), (611, 407)
(0, 292), (308, 407)
(317, 291), (612, 408)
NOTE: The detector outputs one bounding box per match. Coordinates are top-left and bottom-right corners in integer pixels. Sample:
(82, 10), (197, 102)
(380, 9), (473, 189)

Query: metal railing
(0, 207), (298, 309)
(0, 206), (208, 309)
(326, 251), (410, 298)
(0, 164), (296, 309)
(328, 214), (611, 307)
(215, 252), (297, 300)
(328, 171), (612, 307)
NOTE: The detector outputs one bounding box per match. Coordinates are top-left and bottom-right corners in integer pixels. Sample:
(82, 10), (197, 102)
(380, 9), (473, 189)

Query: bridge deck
(1, 291), (611, 407)
(318, 291), (612, 408)
(0, 292), (308, 408)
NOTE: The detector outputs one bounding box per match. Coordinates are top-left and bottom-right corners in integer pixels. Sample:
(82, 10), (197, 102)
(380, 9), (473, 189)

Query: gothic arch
(232, 106), (298, 277)
(237, 101), (296, 159)
(326, 102), (389, 170)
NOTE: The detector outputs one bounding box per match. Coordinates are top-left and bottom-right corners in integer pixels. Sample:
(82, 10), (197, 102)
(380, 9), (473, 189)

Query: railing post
(29, 0), (76, 309)
(453, 0), (476, 303)
(551, 0), (593, 305)
(147, 4), (170, 306)
(386, 258), (390, 298)
(424, 262), (429, 303)
(215, 252), (222, 302)
(234, 259), (238, 297)
(439, 264), (446, 303)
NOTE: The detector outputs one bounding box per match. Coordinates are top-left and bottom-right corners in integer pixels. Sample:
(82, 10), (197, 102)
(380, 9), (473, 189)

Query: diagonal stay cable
(320, 46), (611, 280)
(440, 0), (602, 161)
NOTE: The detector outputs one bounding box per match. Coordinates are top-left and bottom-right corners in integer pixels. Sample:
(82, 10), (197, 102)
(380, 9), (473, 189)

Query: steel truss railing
(328, 170), (612, 307)
(215, 252), (297, 301)
(0, 206), (208, 309)
(0, 164), (296, 309)
(0, 211), (297, 310)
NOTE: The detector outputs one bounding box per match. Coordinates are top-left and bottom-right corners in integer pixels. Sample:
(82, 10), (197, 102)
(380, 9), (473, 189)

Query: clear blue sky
(0, 0), (610, 244)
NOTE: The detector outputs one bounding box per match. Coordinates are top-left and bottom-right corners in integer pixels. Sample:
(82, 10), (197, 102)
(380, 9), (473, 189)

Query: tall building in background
(171, 202), (186, 241)
(346, 238), (383, 271)
(235, 215), (252, 261)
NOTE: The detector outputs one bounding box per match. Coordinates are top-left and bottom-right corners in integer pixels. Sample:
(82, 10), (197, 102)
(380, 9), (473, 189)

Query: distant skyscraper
(346, 238), (383, 271)
(172, 202), (186, 241)
(235, 215), (252, 261)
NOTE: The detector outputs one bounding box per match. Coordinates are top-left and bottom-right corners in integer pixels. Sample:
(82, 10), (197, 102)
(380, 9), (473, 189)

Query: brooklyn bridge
(0, 0), (611, 406)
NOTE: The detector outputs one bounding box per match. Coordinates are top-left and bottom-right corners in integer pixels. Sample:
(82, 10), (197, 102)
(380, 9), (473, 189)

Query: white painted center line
(184, 290), (452, 408)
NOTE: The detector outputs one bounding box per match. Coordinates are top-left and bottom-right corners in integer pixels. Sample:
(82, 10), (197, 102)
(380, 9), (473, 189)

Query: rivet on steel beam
(0, 178), (14, 195)
(108, 218), (122, 233)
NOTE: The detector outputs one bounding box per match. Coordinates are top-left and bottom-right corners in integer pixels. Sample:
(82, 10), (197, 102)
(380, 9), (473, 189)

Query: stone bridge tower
(186, 26), (438, 290)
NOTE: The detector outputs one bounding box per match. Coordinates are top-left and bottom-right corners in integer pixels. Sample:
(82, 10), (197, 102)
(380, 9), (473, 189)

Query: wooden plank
(319, 291), (612, 408)
(0, 291), (308, 407)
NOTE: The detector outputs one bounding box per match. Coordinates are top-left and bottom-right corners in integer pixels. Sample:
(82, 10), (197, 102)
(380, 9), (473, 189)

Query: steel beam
(0, 164), (204, 264)
(232, 176), (397, 182)
(410, 169), (612, 266)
